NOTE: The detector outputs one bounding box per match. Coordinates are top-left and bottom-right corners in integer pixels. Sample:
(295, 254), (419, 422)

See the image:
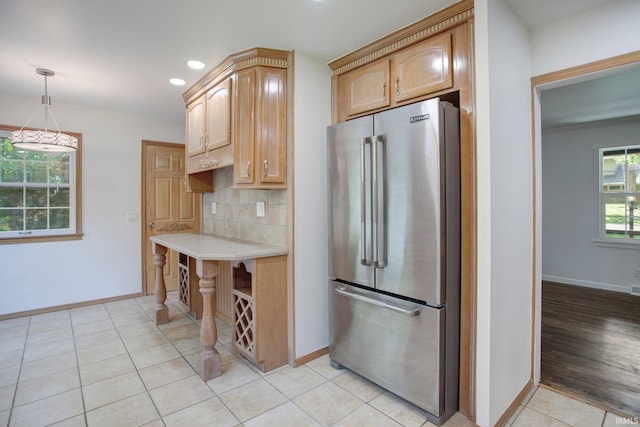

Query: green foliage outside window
(601, 146), (640, 240)
(0, 137), (72, 233)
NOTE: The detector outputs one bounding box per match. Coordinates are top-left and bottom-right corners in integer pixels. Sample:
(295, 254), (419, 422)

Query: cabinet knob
(263, 159), (268, 178)
(148, 222), (155, 228)
(246, 160), (251, 176)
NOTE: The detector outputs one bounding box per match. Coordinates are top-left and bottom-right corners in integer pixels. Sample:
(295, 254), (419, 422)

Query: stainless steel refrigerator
(327, 98), (460, 425)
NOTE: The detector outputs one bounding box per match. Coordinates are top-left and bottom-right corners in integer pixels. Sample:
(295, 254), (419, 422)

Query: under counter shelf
(233, 286), (252, 298)
(231, 257), (288, 372)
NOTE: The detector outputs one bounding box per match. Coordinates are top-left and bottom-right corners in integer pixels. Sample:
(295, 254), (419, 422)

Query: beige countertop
(150, 233), (288, 260)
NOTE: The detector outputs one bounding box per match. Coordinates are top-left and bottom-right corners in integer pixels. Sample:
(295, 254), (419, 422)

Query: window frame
(0, 124), (82, 244)
(598, 144), (640, 244)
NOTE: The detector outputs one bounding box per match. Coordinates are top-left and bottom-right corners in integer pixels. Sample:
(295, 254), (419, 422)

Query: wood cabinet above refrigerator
(331, 14), (468, 124)
(336, 33), (453, 121)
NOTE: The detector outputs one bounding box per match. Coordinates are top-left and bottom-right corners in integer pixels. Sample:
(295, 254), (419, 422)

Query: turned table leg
(152, 243), (169, 325)
(196, 259), (222, 381)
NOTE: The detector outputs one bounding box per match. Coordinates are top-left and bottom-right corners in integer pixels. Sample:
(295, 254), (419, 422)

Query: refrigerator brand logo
(409, 114), (430, 123)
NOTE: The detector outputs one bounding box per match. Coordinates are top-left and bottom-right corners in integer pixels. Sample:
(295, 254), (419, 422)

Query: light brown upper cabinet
(341, 59), (391, 117)
(185, 78), (233, 176)
(183, 48), (289, 191)
(184, 94), (214, 193)
(186, 95), (206, 160)
(233, 68), (256, 184)
(391, 33), (452, 102)
(234, 67), (287, 188)
(336, 32), (453, 121)
(205, 78), (232, 152)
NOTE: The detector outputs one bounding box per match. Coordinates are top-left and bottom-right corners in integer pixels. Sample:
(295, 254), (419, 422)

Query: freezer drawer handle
(335, 287), (421, 317)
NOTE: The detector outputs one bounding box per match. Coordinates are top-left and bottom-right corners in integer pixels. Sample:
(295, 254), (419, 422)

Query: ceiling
(540, 65), (640, 129)
(0, 0), (631, 128)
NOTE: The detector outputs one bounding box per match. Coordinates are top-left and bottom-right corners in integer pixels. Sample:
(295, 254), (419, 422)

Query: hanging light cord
(42, 75), (64, 134)
(16, 70), (64, 134)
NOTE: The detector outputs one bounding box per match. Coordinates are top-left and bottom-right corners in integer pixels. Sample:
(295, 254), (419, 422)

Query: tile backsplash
(201, 167), (287, 247)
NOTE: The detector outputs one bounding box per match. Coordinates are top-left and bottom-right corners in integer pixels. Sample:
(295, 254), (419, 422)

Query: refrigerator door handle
(360, 137), (373, 266)
(372, 134), (386, 268)
(335, 286), (421, 317)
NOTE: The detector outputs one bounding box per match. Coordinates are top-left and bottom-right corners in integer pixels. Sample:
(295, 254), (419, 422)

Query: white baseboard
(541, 275), (631, 294)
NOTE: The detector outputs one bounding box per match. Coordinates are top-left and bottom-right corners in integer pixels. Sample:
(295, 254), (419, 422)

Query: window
(0, 126), (82, 243)
(599, 145), (640, 240)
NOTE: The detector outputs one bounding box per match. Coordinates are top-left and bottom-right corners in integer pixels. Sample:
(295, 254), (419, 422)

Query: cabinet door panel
(258, 68), (287, 184)
(343, 59), (390, 116)
(186, 97), (206, 159)
(206, 78), (231, 151)
(393, 33), (453, 102)
(234, 69), (256, 184)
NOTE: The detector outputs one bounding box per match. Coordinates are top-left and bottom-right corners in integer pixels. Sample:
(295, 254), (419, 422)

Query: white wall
(0, 92), (184, 315)
(475, 0), (533, 425)
(293, 52), (332, 358)
(542, 118), (640, 293)
(530, 0), (640, 76)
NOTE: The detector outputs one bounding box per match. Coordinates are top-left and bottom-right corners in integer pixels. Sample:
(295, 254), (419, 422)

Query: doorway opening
(532, 53), (640, 417)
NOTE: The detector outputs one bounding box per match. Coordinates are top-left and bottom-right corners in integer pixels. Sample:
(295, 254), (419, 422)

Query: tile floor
(0, 292), (633, 427)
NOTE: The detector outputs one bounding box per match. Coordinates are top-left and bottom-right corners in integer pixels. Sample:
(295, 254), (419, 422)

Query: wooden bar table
(150, 233), (288, 381)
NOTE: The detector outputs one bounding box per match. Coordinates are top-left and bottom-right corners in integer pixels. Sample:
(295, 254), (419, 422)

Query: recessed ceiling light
(170, 78), (186, 86)
(187, 60), (205, 70)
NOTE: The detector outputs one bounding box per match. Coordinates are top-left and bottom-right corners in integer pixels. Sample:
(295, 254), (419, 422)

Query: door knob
(148, 222), (155, 228)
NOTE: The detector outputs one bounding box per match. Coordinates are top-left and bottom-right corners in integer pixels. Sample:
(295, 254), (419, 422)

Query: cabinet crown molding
(328, 0), (473, 76)
(183, 47), (291, 104)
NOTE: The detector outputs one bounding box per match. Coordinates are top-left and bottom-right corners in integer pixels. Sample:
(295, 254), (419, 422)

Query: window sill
(0, 233), (84, 245)
(592, 238), (640, 250)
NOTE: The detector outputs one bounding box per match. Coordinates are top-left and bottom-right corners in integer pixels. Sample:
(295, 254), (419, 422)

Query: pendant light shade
(11, 68), (78, 152)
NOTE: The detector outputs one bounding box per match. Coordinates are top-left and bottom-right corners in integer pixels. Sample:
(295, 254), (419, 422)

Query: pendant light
(11, 68), (78, 152)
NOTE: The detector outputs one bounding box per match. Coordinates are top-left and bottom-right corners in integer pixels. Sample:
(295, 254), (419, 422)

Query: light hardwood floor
(541, 281), (640, 418)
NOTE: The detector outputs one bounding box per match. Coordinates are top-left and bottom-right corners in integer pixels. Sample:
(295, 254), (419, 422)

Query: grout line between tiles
(521, 405), (574, 427)
(107, 296), (165, 423)
(68, 309), (89, 427)
(5, 315), (30, 427)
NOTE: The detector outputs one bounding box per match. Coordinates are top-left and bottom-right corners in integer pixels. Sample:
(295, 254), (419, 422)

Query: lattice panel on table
(178, 263), (189, 307)
(233, 292), (255, 355)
